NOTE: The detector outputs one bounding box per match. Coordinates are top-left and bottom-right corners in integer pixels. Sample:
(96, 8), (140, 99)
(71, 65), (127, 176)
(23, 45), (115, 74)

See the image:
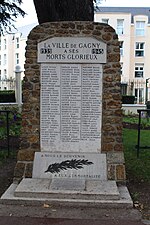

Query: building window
(0, 55), (1, 65)
(4, 39), (7, 50)
(16, 37), (19, 48)
(102, 18), (109, 24)
(135, 42), (144, 57)
(135, 64), (144, 78)
(135, 88), (144, 104)
(3, 54), (7, 65)
(119, 41), (124, 56)
(0, 39), (1, 50)
(4, 69), (7, 80)
(117, 19), (124, 35)
(16, 53), (19, 64)
(136, 21), (145, 36)
(120, 63), (123, 75)
(121, 83), (127, 95)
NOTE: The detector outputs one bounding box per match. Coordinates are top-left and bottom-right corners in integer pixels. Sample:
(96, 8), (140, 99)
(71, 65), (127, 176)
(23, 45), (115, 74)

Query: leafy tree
(0, 0), (25, 34)
(0, 0), (103, 33)
(33, 0), (103, 24)
(33, 0), (95, 24)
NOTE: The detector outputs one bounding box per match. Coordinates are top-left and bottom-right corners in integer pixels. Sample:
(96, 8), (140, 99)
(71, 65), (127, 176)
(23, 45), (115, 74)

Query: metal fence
(0, 79), (15, 91)
(0, 110), (21, 158)
(121, 79), (149, 104)
(0, 77), (22, 108)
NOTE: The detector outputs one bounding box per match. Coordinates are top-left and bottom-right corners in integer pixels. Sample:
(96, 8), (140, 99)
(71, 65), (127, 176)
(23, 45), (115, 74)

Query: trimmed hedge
(122, 95), (135, 104)
(0, 90), (16, 103)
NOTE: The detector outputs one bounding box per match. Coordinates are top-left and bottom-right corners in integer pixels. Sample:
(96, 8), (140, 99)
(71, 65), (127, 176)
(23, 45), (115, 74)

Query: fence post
(6, 111), (10, 157)
(15, 65), (22, 110)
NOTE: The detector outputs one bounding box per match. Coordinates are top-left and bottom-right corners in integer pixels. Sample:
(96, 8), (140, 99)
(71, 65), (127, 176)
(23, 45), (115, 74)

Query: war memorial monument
(1, 21), (132, 208)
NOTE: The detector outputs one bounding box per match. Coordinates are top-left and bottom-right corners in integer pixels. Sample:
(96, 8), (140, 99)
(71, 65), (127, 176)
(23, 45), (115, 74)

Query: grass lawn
(123, 128), (150, 182)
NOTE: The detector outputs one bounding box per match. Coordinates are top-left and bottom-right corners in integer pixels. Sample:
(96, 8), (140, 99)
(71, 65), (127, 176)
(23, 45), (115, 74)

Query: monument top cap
(15, 65), (22, 73)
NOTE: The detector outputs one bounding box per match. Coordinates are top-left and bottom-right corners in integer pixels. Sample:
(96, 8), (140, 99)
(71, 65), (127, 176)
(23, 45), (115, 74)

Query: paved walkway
(0, 203), (149, 225)
(0, 217), (149, 225)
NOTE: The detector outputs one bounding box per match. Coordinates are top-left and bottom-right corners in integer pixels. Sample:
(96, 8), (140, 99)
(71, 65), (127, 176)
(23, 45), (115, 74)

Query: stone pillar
(14, 22), (126, 183)
(15, 65), (22, 109)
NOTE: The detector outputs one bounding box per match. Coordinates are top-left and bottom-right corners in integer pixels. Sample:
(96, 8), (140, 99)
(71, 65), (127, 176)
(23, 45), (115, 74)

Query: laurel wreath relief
(45, 159), (93, 174)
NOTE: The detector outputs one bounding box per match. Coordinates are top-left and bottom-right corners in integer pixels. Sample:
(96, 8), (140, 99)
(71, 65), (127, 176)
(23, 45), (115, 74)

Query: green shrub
(122, 95), (135, 104)
(0, 90), (16, 103)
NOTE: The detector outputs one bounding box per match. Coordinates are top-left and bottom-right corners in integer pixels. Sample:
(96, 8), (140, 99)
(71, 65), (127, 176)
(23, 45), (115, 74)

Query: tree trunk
(33, 0), (94, 24)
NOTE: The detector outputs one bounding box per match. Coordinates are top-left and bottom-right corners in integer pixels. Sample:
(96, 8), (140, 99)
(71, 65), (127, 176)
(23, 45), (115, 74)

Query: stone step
(0, 183), (133, 210)
(1, 181), (133, 209)
(14, 178), (120, 201)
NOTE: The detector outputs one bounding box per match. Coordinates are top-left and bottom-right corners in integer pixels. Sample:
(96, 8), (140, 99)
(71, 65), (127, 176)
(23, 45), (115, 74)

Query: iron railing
(121, 79), (149, 104)
(0, 110), (20, 157)
(136, 109), (150, 158)
(0, 79), (15, 91)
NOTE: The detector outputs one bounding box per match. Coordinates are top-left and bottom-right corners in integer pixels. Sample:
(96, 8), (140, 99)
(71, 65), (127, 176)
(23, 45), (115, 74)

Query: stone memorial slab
(38, 37), (107, 64)
(50, 178), (85, 191)
(32, 152), (107, 180)
(40, 63), (103, 152)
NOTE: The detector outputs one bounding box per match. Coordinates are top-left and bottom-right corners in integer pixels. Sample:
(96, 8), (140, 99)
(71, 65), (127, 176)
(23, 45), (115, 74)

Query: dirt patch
(0, 158), (16, 196)
(123, 122), (150, 130)
(0, 136), (20, 152)
(127, 181), (150, 220)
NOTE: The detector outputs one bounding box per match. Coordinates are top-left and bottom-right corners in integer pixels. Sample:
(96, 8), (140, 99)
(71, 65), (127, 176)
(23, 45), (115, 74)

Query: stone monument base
(1, 179), (133, 209)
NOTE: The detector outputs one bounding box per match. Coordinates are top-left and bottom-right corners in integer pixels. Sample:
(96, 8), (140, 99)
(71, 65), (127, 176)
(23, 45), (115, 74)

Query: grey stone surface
(86, 180), (119, 200)
(0, 187), (140, 222)
(50, 178), (85, 191)
(142, 220), (150, 225)
(2, 178), (131, 203)
(14, 179), (51, 197)
(107, 152), (125, 164)
(1, 181), (133, 209)
(32, 152), (107, 180)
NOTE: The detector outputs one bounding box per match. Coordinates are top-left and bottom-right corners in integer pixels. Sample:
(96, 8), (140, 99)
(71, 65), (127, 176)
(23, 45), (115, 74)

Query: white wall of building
(95, 8), (150, 103)
(1, 10), (150, 103)
(0, 23), (37, 90)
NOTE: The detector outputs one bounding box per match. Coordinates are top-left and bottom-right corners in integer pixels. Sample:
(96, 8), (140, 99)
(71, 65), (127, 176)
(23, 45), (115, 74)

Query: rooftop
(96, 7), (150, 23)
(14, 23), (38, 38)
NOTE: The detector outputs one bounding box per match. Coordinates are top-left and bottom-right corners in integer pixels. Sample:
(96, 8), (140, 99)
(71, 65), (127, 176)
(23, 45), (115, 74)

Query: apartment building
(95, 7), (150, 104)
(0, 23), (36, 90)
(1, 9), (150, 103)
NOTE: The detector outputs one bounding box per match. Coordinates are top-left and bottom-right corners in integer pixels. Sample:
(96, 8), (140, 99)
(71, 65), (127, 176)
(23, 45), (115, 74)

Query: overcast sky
(15, 0), (150, 27)
(101, 0), (150, 6)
